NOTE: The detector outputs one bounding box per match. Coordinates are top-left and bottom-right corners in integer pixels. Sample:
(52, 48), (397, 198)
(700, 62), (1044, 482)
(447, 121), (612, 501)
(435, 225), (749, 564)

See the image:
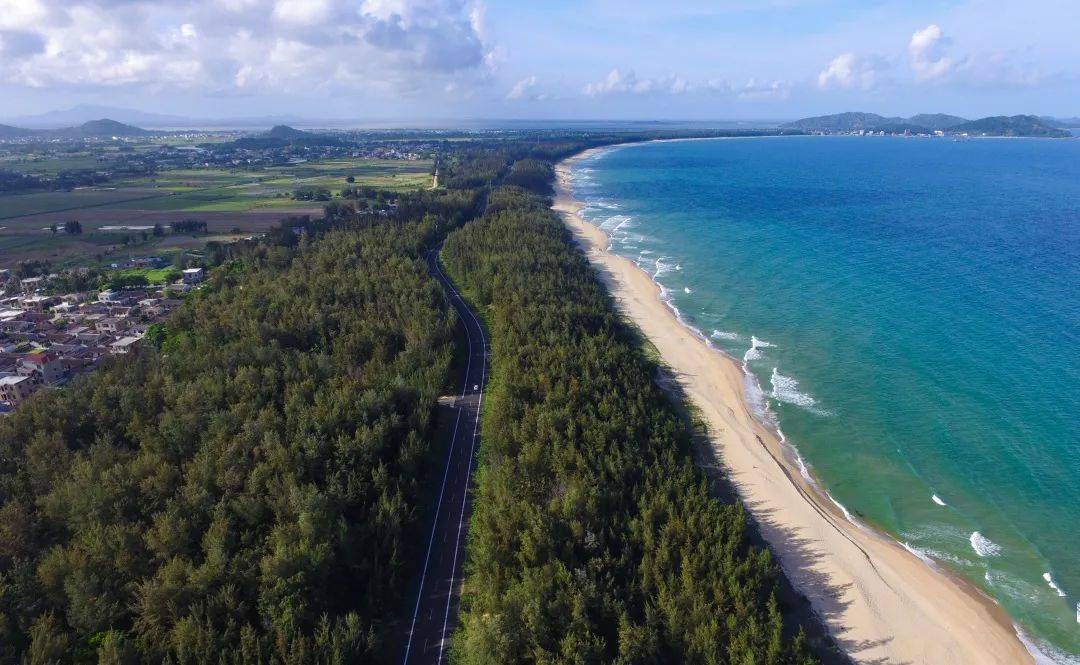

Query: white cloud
(817, 53), (879, 90)
(0, 0), (49, 30)
(272, 0), (332, 25)
(0, 0), (494, 96)
(909, 24), (953, 82)
(904, 23), (1048, 88)
(506, 74), (540, 100)
(581, 69), (790, 102)
(737, 78), (791, 100)
(583, 69), (686, 96)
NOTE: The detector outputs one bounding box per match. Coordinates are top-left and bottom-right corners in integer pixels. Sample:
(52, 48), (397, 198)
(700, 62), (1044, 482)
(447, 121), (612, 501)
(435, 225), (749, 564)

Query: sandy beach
(553, 146), (1035, 665)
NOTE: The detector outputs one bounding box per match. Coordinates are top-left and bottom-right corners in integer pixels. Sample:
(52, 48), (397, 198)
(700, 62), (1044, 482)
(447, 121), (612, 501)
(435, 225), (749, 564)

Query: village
(0, 260), (204, 412)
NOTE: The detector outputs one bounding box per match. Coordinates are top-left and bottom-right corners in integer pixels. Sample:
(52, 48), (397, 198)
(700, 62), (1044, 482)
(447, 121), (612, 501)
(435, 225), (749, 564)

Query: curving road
(401, 248), (488, 665)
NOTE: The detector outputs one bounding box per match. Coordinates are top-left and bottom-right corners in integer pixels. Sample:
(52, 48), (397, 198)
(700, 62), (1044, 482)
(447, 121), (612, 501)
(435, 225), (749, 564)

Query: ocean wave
(770, 368), (833, 416)
(911, 545), (969, 567)
(1043, 572), (1067, 598)
(654, 257), (676, 277)
(970, 531), (1002, 557)
(711, 330), (742, 341)
(985, 570), (1043, 604)
(742, 336), (775, 363)
(895, 530), (971, 567)
(1016, 625), (1080, 665)
(902, 542), (939, 567)
(783, 435), (815, 484)
(899, 522), (971, 546)
(826, 492), (870, 532)
(743, 373), (771, 422)
(600, 214), (633, 232)
(932, 494), (947, 506)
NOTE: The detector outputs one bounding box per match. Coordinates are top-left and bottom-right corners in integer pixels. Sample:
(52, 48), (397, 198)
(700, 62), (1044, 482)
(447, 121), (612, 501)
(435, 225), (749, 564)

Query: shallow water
(571, 136), (1080, 659)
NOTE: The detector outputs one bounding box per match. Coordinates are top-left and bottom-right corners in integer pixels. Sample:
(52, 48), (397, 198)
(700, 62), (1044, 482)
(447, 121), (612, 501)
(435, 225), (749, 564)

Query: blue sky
(0, 0), (1077, 122)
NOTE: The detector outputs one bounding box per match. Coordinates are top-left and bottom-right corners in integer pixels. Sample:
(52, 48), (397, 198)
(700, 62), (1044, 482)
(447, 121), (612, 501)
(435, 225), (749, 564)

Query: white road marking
(433, 254), (488, 665)
(402, 251), (477, 665)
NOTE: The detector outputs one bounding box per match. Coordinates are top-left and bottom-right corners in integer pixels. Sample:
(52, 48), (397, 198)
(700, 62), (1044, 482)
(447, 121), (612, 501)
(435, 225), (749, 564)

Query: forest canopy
(0, 212), (468, 663)
(441, 179), (817, 664)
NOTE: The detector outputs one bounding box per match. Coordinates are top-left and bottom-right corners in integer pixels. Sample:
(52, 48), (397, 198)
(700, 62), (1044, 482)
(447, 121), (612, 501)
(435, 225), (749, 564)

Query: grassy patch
(113, 266), (182, 284)
(0, 188), (165, 219)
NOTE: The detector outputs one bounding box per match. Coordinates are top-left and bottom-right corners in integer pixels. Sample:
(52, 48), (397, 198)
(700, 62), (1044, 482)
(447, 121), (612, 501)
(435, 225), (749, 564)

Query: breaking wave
(770, 368), (833, 416)
(1043, 572), (1067, 598)
(654, 257), (676, 277)
(970, 531), (1002, 557)
(711, 330), (742, 341)
(742, 336), (774, 363)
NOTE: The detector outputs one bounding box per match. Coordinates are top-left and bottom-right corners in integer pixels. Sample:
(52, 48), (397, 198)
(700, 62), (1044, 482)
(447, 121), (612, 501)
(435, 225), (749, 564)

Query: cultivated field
(0, 157), (432, 267)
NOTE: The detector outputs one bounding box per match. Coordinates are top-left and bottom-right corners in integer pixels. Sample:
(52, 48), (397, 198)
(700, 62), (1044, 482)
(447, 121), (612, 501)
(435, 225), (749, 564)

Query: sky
(0, 0), (1077, 123)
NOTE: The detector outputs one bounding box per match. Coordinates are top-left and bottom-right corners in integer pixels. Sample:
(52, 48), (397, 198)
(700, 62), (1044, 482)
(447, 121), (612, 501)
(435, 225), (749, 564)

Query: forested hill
(782, 111), (1070, 137)
(949, 114), (1070, 137)
(0, 119), (150, 140)
(441, 167), (822, 661)
(0, 187), (479, 661)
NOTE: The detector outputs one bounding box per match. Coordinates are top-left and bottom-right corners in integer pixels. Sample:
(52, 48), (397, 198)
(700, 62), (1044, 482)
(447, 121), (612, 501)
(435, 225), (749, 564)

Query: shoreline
(553, 144), (1035, 664)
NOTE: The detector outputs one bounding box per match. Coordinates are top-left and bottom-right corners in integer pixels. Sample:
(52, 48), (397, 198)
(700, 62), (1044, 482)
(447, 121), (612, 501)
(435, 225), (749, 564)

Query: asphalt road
(401, 248), (488, 665)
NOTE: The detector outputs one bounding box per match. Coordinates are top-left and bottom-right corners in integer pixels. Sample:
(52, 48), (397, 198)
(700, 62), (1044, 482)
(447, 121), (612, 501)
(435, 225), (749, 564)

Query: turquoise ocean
(569, 136), (1080, 661)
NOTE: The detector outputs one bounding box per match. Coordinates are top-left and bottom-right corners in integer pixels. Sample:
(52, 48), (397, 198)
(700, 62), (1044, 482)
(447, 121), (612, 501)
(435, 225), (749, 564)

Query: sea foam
(601, 214), (633, 232)
(1043, 572), (1067, 598)
(711, 330), (742, 341)
(902, 542), (938, 567)
(743, 336), (774, 363)
(1016, 626), (1080, 665)
(654, 257), (676, 277)
(970, 531), (1002, 557)
(770, 368), (833, 416)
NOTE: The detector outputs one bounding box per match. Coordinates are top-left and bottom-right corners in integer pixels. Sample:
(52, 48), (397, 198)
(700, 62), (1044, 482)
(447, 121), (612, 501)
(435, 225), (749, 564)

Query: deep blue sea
(570, 136), (1080, 660)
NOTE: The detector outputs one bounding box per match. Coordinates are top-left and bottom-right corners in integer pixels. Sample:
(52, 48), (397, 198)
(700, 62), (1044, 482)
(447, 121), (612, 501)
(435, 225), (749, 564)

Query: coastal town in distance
(0, 2), (1077, 664)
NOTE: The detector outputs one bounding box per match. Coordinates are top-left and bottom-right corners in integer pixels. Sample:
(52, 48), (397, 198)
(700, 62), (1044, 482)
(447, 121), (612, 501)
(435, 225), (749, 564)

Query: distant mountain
(0, 118), (153, 141)
(951, 115), (1069, 138)
(265, 125), (311, 139)
(226, 124), (342, 150)
(782, 112), (901, 132)
(783, 111), (1069, 137)
(0, 124), (34, 140)
(60, 119), (152, 138)
(907, 113), (968, 130)
(5, 104), (192, 129)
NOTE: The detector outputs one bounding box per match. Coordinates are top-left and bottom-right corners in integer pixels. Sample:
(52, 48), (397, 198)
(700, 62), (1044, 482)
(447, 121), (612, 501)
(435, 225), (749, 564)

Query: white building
(0, 374), (38, 406)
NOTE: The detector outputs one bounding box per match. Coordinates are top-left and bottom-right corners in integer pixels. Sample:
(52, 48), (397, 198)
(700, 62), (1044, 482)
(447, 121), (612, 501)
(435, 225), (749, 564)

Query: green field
(0, 157), (433, 267)
(0, 158), (433, 219)
(0, 188), (164, 218)
(0, 155), (104, 174)
(113, 266), (182, 284)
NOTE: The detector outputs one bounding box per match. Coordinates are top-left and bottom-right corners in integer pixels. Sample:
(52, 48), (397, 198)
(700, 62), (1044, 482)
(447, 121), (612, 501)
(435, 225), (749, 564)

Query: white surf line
(434, 255), (489, 665)
(401, 251), (474, 665)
